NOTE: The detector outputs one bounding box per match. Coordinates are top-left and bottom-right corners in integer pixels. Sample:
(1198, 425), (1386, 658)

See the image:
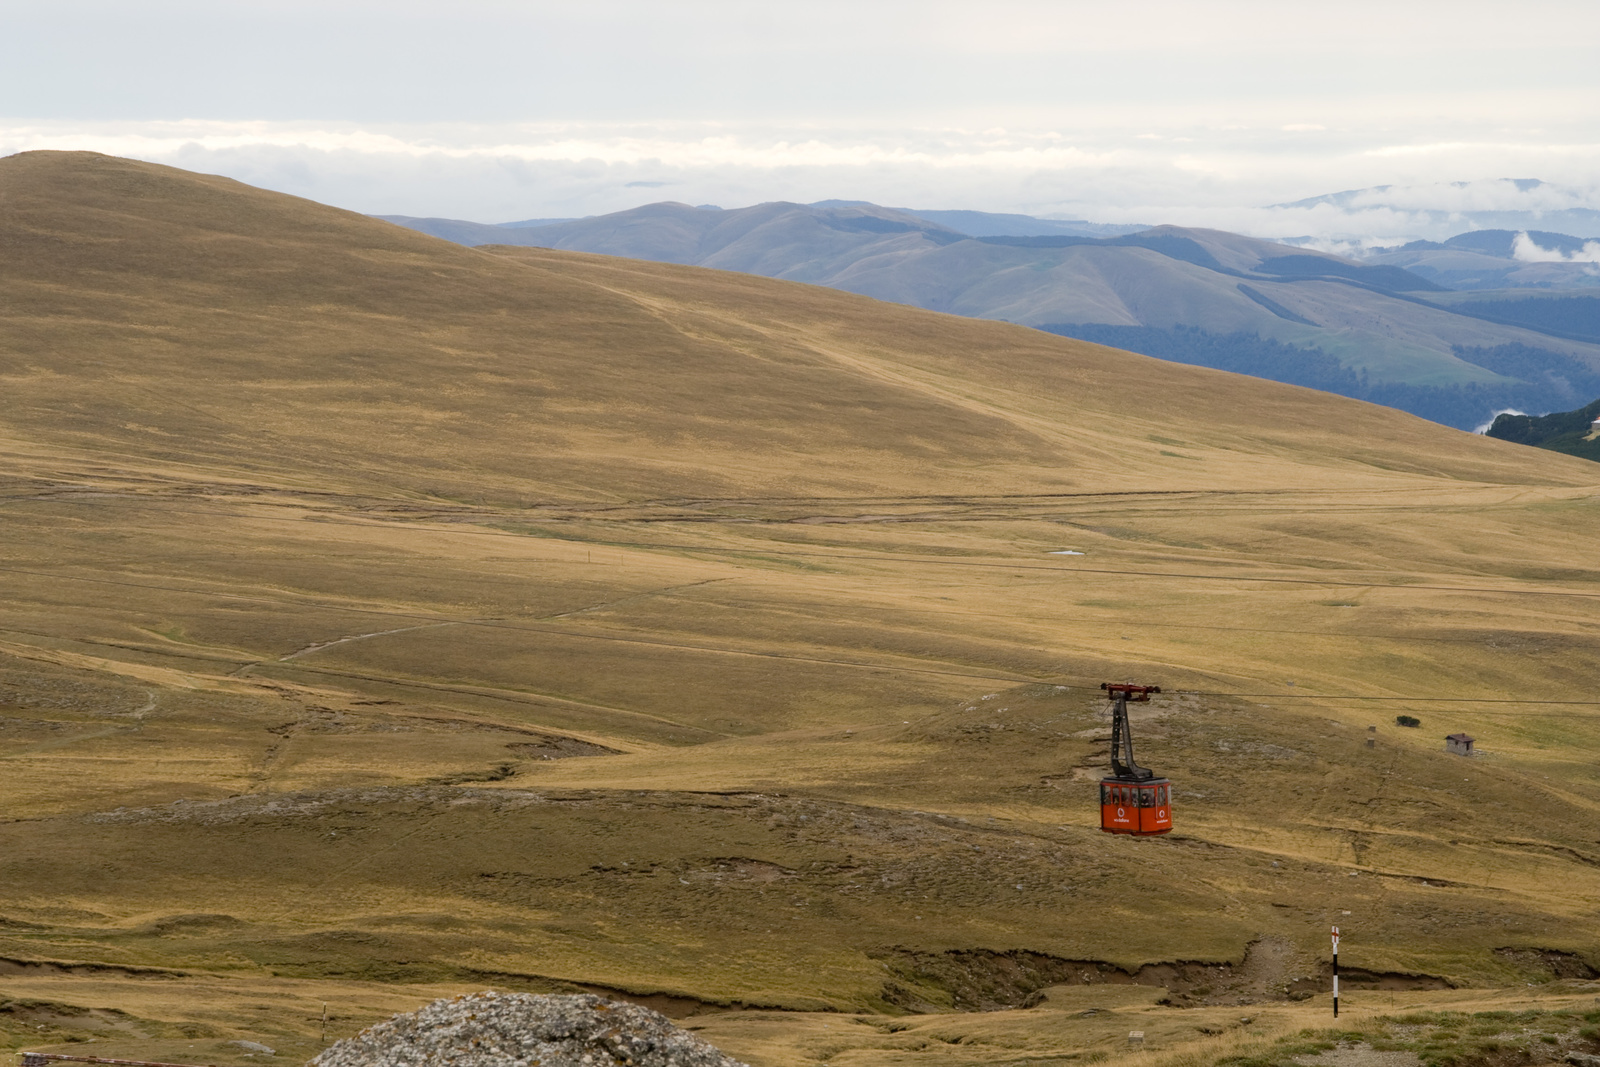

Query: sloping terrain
(3, 152), (1600, 1067)
(386, 200), (1600, 428)
(1488, 398), (1600, 462)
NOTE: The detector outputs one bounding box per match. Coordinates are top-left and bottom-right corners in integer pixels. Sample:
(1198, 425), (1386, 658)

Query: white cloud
(1474, 409), (1526, 434)
(5, 115), (1600, 242)
(1512, 231), (1600, 263)
(1, 0), (1598, 238)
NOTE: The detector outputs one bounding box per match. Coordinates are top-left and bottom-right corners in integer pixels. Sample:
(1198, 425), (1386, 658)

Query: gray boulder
(310, 992), (747, 1067)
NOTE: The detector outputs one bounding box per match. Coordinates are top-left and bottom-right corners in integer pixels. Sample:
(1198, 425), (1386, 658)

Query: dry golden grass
(2, 151), (1599, 1066)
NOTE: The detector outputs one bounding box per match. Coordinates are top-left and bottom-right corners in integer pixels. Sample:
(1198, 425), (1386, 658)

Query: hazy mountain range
(1362, 230), (1600, 291)
(378, 203), (1147, 247)
(385, 201), (1600, 429)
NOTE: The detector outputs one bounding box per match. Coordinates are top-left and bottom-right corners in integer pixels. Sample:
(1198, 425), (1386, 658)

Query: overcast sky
(4, 0), (1599, 237)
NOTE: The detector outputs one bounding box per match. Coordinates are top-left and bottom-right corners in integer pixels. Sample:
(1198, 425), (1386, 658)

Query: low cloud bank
(1475, 408), (1526, 434)
(1512, 232), (1600, 264)
(3, 120), (1598, 243)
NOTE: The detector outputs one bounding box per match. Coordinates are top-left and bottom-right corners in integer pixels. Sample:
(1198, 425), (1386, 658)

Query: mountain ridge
(12, 150), (1577, 502)
(382, 199), (1600, 427)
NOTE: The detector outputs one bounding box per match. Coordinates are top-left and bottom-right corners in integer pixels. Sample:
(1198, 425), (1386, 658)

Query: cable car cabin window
(1141, 788), (1154, 807)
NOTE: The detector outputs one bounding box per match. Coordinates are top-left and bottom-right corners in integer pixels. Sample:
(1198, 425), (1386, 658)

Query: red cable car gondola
(1098, 682), (1172, 836)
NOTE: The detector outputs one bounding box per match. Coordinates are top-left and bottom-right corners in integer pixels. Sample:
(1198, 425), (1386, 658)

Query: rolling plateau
(3, 152), (1600, 1067)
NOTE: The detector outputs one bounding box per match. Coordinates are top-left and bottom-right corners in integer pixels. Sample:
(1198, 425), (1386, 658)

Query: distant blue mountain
(498, 216), (580, 229)
(382, 205), (1145, 243)
(377, 199), (1600, 430)
(374, 215), (578, 245)
(810, 202), (1148, 238)
(1369, 228), (1600, 293)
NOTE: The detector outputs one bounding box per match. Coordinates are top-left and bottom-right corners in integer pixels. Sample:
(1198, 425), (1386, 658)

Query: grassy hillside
(3, 152), (1600, 1067)
(389, 201), (1600, 428)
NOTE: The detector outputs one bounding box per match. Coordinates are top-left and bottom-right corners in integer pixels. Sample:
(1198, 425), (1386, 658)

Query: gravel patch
(1295, 1044), (1422, 1067)
(310, 992), (748, 1067)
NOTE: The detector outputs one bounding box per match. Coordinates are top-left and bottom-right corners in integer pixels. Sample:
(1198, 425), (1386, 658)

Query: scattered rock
(311, 992), (747, 1067)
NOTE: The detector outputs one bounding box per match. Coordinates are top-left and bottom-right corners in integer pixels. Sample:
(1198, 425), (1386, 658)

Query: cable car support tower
(1098, 682), (1173, 836)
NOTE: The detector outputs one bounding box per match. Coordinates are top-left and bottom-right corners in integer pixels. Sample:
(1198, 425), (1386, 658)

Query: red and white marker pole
(1331, 925), (1341, 1017)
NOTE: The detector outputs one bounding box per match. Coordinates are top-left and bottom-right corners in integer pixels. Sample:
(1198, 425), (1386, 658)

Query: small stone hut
(1445, 732), (1475, 756)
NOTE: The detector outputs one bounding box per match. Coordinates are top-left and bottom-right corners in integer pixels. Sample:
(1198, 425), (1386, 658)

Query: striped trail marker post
(1331, 925), (1340, 1017)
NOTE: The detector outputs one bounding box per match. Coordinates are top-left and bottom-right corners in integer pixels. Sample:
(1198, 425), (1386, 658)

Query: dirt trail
(880, 938), (1449, 1011)
(280, 622), (467, 661)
